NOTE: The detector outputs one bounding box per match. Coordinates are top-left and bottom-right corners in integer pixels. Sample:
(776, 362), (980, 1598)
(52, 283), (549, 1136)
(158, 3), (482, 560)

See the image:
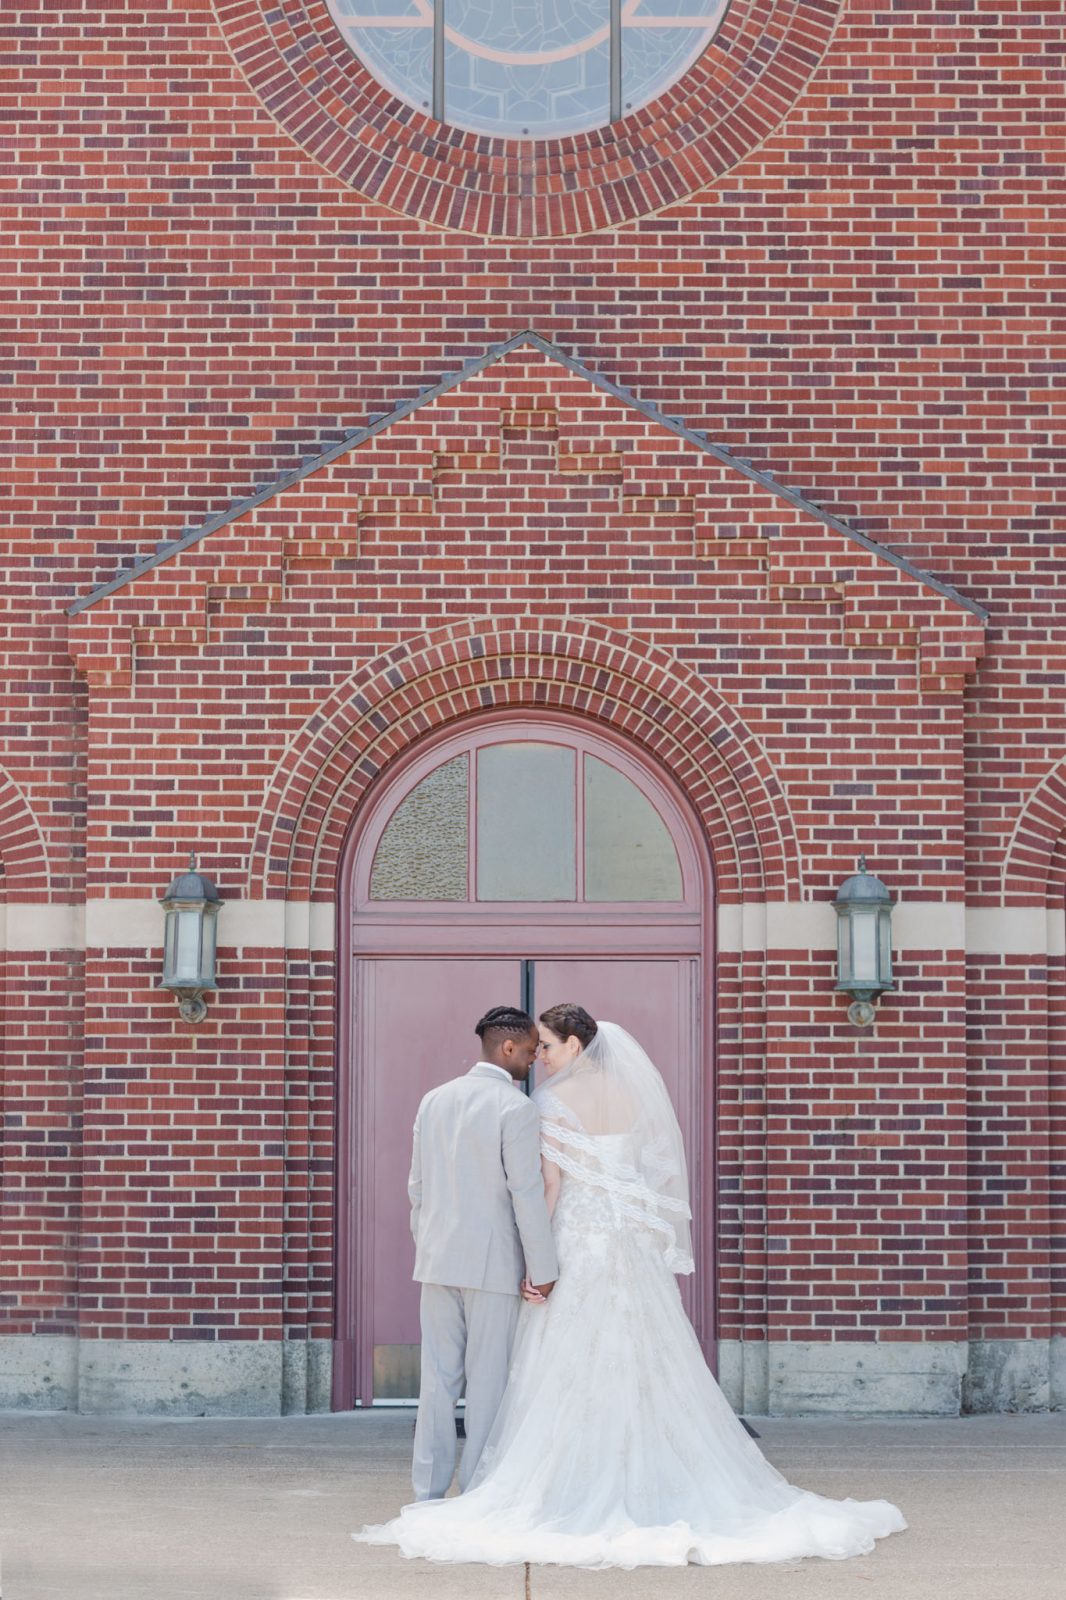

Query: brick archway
(0, 767), (50, 900)
(1002, 756), (1066, 906)
(248, 619), (801, 904)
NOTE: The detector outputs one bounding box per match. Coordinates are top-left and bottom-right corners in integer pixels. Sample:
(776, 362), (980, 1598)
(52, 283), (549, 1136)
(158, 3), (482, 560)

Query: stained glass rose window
(325, 0), (730, 139)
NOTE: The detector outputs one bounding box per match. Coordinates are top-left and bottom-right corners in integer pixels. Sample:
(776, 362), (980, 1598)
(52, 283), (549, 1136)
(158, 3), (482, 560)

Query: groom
(408, 1004), (559, 1501)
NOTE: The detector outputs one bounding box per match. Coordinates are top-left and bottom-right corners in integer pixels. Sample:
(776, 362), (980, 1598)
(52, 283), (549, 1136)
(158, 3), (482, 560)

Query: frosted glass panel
(370, 755), (468, 900)
(585, 756), (682, 902)
(477, 743), (576, 901)
(850, 912), (878, 983)
(174, 909), (202, 983)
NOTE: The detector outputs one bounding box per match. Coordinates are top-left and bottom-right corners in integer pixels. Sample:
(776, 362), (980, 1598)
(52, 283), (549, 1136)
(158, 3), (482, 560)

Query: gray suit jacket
(409, 1063), (559, 1294)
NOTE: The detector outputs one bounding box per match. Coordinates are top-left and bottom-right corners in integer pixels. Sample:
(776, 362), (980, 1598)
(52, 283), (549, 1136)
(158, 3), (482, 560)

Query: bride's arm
(539, 1119), (566, 1218)
(541, 1152), (561, 1219)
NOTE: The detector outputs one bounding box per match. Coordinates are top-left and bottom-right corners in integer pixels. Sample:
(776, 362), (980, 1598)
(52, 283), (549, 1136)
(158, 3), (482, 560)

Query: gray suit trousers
(412, 1284), (519, 1501)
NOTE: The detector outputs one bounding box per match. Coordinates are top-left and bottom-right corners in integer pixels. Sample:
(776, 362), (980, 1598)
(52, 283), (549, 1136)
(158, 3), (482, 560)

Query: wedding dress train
(355, 1127), (907, 1569)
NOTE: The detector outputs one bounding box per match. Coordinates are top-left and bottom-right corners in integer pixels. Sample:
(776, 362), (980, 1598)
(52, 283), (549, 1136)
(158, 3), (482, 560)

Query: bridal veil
(532, 1019), (694, 1274)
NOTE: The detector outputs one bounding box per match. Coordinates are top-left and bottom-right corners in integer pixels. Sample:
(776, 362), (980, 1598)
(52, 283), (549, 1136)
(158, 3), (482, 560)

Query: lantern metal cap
(833, 854), (893, 909)
(160, 852), (222, 907)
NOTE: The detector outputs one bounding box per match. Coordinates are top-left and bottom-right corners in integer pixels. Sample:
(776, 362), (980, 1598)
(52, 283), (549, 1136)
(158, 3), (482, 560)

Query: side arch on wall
(1002, 756), (1066, 905)
(0, 766), (51, 900)
(247, 620), (802, 905)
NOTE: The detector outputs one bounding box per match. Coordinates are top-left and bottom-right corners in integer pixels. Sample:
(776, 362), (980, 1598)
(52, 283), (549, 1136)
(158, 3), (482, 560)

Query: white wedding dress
(356, 1026), (906, 1569)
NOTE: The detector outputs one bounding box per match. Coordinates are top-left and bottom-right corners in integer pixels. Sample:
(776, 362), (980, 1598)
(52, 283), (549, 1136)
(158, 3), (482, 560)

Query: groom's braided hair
(539, 1003), (598, 1050)
(475, 1005), (536, 1050)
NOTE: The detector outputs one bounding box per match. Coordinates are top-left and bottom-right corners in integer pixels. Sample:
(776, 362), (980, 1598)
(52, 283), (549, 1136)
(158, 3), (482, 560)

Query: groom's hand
(520, 1277), (555, 1304)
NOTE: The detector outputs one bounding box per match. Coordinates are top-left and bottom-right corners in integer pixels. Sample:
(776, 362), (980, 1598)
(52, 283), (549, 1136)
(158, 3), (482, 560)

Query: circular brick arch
(213, 0), (842, 239)
(248, 620), (801, 901)
(1003, 756), (1066, 906)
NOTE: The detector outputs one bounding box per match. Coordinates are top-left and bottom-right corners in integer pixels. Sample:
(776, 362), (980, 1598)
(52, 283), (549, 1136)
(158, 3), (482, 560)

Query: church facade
(1, 0), (1062, 1417)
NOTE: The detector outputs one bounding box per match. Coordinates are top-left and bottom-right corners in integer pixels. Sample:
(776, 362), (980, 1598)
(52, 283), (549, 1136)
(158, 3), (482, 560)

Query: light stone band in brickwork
(1, 901), (1063, 956)
(0, 901), (335, 952)
(717, 903), (1066, 956)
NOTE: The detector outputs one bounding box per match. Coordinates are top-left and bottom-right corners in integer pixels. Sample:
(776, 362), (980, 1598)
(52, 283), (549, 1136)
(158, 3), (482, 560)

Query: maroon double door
(334, 716), (712, 1408)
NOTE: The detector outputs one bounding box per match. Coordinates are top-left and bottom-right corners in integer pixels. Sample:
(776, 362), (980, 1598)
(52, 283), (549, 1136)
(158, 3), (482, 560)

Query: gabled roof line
(69, 330), (988, 623)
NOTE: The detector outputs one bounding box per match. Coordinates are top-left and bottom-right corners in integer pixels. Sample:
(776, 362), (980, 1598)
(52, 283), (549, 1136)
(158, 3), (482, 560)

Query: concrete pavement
(1, 1410), (1062, 1600)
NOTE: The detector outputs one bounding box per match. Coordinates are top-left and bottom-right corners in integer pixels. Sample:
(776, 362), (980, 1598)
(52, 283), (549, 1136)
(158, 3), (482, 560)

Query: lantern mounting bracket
(176, 991), (210, 1025)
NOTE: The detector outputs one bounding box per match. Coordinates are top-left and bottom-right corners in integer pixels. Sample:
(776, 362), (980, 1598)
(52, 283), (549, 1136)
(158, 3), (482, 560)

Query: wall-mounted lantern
(160, 853), (222, 1023)
(834, 855), (894, 1027)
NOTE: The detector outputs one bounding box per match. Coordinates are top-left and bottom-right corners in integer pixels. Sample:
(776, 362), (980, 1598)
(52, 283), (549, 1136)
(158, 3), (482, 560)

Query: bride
(356, 1004), (907, 1569)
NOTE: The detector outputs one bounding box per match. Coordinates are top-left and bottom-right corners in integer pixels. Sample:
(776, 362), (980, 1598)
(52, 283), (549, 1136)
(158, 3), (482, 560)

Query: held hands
(520, 1277), (556, 1305)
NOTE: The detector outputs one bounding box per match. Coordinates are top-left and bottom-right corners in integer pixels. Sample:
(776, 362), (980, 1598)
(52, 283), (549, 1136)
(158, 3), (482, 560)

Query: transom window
(325, 0), (731, 140)
(367, 731), (686, 904)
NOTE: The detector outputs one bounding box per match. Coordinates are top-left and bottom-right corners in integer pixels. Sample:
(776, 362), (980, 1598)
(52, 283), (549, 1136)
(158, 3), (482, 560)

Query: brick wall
(1, 0), (1062, 1404)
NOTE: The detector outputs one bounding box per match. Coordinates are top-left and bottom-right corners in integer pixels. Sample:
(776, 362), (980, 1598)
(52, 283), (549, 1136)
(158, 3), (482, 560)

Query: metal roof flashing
(68, 331), (988, 625)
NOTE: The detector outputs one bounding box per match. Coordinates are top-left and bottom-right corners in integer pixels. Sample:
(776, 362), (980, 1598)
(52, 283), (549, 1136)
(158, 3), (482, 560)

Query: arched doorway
(333, 712), (714, 1408)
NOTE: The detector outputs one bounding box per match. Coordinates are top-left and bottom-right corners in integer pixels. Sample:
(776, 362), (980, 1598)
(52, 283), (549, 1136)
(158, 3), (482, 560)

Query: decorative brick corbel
(917, 618), (987, 695)
(68, 611), (133, 691)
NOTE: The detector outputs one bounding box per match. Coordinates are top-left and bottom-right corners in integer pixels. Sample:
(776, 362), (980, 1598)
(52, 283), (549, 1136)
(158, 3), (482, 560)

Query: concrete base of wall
(1052, 1336), (1066, 1410)
(76, 1339), (284, 1417)
(2, 1333), (1062, 1417)
(0, 1335), (79, 1411)
(766, 1339), (970, 1416)
(0, 1336), (333, 1417)
(716, 1339), (769, 1414)
(962, 1338), (1056, 1414)
(281, 1338), (333, 1415)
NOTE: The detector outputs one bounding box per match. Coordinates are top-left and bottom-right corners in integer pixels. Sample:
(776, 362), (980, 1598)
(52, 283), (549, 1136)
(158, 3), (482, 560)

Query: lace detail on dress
(539, 1107), (694, 1274)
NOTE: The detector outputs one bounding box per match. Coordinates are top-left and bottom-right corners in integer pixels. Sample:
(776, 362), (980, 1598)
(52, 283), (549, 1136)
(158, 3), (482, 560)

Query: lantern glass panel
(878, 908), (893, 983)
(173, 908), (203, 985)
(200, 908), (218, 985)
(850, 910), (879, 985)
(837, 912), (851, 983)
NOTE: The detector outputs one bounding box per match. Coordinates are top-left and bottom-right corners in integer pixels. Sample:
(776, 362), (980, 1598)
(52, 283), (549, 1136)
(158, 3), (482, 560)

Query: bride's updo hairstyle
(539, 1003), (597, 1052)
